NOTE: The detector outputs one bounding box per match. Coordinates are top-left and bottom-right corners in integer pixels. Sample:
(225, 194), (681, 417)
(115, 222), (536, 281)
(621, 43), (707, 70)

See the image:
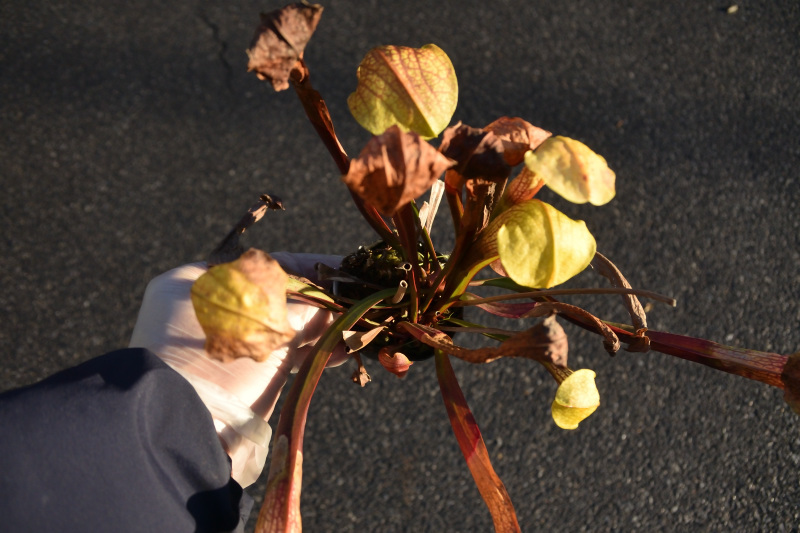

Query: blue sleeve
(0, 348), (253, 532)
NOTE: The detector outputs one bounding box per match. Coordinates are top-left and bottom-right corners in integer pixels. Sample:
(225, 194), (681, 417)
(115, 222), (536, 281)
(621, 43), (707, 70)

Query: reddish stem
(393, 204), (421, 321)
(289, 60), (397, 246)
(435, 351), (521, 532)
(564, 313), (788, 389)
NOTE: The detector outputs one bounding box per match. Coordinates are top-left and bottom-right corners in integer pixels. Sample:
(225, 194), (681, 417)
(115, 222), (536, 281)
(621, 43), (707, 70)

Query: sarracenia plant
(188, 4), (800, 532)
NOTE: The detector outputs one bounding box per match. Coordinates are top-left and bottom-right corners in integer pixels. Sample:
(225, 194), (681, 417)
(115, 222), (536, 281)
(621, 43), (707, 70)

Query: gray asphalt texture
(2, 1), (799, 531)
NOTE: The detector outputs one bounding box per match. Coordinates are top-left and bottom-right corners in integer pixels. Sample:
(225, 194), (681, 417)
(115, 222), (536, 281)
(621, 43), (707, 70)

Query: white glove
(129, 252), (346, 487)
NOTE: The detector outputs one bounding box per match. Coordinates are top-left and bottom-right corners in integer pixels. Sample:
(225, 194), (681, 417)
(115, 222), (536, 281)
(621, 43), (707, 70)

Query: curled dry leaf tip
(342, 125), (453, 216)
(247, 2), (324, 91)
(378, 347), (414, 378)
(484, 117), (552, 167)
(351, 353), (372, 387)
(439, 123), (510, 185)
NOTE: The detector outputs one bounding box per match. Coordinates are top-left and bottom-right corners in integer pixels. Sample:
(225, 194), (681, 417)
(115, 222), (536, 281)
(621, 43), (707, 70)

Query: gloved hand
(129, 252), (346, 487)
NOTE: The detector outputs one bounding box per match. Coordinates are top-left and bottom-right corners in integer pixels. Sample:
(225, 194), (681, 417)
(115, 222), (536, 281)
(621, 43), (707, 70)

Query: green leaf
(286, 277), (334, 303)
(347, 44), (458, 139)
(525, 136), (616, 206)
(256, 287), (397, 533)
(496, 200), (596, 288)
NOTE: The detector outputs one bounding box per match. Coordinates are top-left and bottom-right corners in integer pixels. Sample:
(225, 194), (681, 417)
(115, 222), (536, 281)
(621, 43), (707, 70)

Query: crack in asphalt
(197, 11), (234, 93)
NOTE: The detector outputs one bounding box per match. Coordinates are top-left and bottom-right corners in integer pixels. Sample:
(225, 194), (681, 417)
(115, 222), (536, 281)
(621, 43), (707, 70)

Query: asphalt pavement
(1, 0), (799, 531)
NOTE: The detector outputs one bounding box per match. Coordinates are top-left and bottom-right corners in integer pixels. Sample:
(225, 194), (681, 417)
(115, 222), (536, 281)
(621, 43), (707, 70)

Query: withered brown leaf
(591, 252), (648, 332)
(484, 117), (552, 166)
(351, 352), (372, 387)
(342, 326), (386, 353)
(498, 315), (569, 367)
(439, 122), (510, 183)
(378, 346), (414, 378)
(440, 123), (511, 235)
(342, 125), (453, 216)
(399, 316), (568, 367)
(524, 302), (620, 355)
(246, 2), (323, 91)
